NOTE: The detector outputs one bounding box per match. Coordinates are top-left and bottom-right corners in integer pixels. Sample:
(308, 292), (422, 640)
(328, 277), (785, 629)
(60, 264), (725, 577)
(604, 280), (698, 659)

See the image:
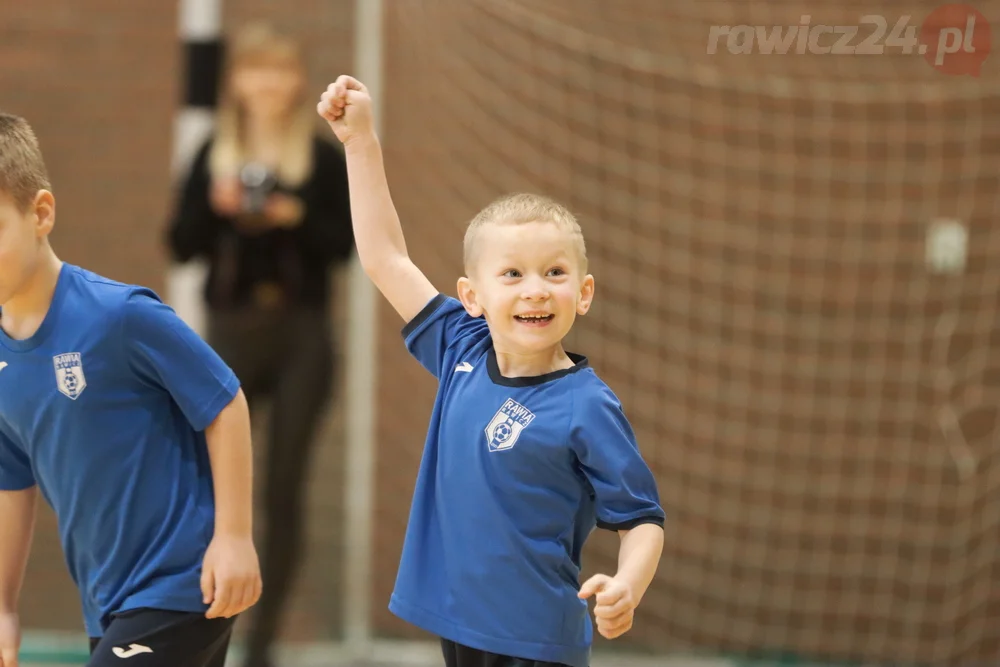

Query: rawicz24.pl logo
(706, 4), (991, 76)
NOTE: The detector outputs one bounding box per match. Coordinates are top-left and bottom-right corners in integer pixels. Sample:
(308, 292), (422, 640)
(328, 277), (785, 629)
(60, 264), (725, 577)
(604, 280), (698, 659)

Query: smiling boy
(318, 76), (665, 667)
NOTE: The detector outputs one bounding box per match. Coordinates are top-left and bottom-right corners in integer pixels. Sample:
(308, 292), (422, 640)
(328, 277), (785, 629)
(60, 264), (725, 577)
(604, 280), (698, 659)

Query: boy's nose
(521, 282), (550, 301)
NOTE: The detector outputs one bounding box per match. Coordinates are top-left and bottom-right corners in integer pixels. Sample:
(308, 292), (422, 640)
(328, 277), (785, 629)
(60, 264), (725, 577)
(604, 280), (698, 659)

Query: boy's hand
(578, 574), (636, 639)
(201, 534), (261, 619)
(317, 75), (375, 146)
(0, 612), (20, 667)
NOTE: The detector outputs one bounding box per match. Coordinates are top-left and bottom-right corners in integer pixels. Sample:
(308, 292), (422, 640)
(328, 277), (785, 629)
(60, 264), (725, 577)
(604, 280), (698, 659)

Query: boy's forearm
(204, 390), (254, 537)
(615, 523), (664, 604)
(0, 487), (38, 612)
(343, 133), (410, 275)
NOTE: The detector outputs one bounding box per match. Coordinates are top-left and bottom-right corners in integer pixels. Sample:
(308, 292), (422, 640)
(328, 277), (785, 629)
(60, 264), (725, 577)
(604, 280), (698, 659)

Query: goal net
(371, 1), (1000, 664)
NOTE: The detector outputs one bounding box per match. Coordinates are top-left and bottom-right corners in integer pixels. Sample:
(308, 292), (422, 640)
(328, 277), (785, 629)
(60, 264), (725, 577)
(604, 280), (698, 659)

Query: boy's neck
(493, 344), (575, 378)
(1, 247), (63, 341)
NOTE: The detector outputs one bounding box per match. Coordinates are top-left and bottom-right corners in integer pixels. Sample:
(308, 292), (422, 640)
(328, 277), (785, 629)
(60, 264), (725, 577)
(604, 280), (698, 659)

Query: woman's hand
(262, 193), (304, 228)
(210, 177), (244, 217)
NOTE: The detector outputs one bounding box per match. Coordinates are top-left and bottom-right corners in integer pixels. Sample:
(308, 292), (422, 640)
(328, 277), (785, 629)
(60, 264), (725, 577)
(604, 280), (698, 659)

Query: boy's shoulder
(561, 359), (616, 396)
(561, 363), (630, 421)
(406, 294), (490, 347)
(64, 264), (162, 312)
(48, 265), (171, 350)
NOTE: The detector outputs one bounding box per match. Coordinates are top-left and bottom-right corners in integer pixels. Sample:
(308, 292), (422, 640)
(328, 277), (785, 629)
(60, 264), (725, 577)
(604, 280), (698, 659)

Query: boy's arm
(318, 75), (438, 324)
(614, 523), (665, 605)
(122, 290), (260, 620)
(0, 486), (37, 666)
(200, 388), (261, 620)
(578, 524), (664, 640)
(0, 487), (37, 613)
(574, 390), (665, 639)
(203, 389), (253, 538)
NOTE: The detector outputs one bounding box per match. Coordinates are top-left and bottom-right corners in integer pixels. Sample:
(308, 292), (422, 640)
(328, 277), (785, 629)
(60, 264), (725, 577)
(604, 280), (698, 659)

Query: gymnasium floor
(20, 635), (700, 667)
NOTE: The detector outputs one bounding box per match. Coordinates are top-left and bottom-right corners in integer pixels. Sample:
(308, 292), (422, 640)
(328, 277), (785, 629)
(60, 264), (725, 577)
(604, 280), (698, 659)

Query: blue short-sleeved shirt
(389, 294), (665, 667)
(0, 263), (240, 637)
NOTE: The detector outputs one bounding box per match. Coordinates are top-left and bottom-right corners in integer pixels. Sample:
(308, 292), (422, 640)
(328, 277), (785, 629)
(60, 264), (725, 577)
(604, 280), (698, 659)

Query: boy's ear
(576, 274), (595, 316)
(457, 276), (483, 318)
(32, 190), (55, 237)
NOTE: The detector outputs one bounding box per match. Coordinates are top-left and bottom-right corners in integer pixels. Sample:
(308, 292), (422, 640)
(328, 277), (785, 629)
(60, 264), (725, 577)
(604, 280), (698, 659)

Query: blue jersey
(389, 295), (665, 667)
(0, 264), (240, 637)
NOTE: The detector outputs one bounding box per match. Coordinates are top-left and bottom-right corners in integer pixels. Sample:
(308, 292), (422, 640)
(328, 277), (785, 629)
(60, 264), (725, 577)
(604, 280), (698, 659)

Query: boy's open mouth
(514, 314), (555, 326)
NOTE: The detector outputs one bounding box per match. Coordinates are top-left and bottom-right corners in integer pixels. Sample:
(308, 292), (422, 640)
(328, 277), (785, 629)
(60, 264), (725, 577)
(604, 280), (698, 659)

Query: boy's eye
(502, 269), (521, 278)
(547, 268), (565, 277)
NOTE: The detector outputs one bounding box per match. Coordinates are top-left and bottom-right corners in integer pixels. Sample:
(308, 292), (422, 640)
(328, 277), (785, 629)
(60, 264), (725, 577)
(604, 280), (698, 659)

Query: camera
(239, 162), (277, 214)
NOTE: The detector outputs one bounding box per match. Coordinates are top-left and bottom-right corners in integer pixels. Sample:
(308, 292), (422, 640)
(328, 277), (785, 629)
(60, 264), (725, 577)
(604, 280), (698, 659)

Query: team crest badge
(53, 352), (87, 400)
(485, 398), (535, 452)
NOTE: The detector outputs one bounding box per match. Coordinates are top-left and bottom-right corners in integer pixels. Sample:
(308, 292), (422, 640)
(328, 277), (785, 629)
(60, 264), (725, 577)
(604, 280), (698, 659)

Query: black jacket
(166, 136), (354, 310)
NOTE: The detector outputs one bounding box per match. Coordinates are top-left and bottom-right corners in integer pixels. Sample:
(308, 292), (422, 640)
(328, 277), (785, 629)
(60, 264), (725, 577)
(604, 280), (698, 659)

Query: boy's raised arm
(317, 75), (438, 324)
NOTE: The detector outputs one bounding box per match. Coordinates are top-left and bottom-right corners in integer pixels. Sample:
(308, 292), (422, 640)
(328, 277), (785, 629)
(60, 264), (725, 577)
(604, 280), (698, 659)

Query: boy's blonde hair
(0, 113), (51, 211)
(463, 193), (588, 273)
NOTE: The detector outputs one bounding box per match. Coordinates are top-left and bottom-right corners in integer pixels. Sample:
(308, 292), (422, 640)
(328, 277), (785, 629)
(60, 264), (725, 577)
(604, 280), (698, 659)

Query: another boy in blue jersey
(318, 77), (665, 667)
(0, 114), (261, 667)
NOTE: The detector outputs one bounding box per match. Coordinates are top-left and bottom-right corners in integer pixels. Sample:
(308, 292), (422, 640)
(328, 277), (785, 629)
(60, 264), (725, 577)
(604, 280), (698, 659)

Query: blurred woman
(166, 23), (354, 667)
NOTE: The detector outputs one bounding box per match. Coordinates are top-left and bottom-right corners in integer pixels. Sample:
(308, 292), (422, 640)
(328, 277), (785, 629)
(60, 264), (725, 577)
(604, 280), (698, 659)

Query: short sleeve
(571, 386), (665, 531)
(401, 294), (489, 378)
(0, 427), (34, 491)
(124, 288), (240, 431)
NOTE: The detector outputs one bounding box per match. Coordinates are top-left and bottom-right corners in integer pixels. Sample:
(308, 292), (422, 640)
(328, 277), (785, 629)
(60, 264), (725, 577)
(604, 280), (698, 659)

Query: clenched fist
(317, 75), (375, 146)
(578, 573), (637, 640)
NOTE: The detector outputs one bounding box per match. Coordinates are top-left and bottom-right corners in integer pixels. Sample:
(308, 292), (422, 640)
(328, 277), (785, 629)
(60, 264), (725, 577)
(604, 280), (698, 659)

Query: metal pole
(343, 0), (383, 657)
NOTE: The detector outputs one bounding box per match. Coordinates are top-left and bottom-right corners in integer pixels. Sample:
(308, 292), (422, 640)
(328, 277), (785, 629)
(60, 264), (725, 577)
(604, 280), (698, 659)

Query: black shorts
(440, 638), (574, 667)
(87, 608), (235, 667)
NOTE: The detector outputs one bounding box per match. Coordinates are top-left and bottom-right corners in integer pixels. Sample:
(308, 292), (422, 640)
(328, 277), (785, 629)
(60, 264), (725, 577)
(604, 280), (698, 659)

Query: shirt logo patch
(485, 398), (535, 452)
(53, 352), (87, 400)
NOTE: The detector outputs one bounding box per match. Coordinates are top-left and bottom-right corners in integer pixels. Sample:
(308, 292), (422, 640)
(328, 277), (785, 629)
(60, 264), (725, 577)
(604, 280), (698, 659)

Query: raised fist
(317, 75), (375, 146)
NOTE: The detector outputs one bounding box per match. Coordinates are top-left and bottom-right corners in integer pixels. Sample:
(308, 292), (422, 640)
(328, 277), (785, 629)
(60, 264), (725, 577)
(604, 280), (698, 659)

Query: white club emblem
(484, 398), (535, 452)
(53, 352), (87, 400)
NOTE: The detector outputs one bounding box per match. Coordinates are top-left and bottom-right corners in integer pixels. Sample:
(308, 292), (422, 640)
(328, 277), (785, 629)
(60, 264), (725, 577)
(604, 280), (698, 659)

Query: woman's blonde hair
(209, 23), (315, 187)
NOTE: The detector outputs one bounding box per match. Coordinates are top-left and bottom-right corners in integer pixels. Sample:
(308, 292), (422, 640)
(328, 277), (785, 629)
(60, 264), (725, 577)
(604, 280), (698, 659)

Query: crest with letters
(53, 352), (87, 400)
(484, 398), (535, 452)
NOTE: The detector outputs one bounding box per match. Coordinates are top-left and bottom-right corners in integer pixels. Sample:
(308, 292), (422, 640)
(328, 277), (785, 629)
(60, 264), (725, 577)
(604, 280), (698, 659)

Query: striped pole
(167, 0), (223, 334)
